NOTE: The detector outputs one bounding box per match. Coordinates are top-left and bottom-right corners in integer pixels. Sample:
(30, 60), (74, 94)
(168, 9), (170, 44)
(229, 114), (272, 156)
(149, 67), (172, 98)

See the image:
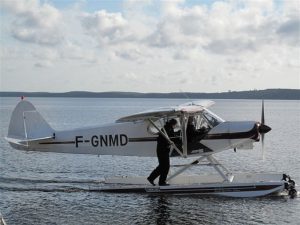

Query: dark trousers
(148, 148), (170, 185)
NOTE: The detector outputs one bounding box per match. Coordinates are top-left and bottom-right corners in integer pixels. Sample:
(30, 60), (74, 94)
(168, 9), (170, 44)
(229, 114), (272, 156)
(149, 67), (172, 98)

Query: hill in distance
(0, 89), (299, 100)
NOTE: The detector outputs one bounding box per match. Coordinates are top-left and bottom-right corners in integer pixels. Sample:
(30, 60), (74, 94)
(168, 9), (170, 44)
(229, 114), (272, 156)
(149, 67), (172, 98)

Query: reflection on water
(151, 196), (172, 225)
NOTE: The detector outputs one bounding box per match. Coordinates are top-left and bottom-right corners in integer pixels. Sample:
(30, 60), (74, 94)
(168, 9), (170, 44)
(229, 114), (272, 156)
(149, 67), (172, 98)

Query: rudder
(7, 100), (54, 140)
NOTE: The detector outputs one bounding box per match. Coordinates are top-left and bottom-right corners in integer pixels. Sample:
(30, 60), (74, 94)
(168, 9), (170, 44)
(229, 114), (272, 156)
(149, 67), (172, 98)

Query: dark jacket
(157, 122), (177, 155)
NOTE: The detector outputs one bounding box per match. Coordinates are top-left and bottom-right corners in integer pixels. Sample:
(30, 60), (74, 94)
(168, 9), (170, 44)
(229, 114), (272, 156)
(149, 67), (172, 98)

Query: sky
(0, 0), (299, 93)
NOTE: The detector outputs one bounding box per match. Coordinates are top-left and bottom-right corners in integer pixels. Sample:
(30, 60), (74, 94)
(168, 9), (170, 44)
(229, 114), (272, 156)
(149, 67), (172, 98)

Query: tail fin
(7, 100), (54, 145)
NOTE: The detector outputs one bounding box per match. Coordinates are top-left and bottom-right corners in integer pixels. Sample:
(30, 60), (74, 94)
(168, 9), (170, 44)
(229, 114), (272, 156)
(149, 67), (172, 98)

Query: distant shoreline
(0, 89), (299, 100)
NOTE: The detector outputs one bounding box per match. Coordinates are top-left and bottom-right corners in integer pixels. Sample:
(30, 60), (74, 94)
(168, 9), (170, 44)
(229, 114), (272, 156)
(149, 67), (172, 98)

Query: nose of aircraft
(258, 123), (272, 134)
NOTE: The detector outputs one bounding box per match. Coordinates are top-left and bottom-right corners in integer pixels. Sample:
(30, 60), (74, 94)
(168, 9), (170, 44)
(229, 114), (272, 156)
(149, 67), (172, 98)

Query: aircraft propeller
(258, 100), (271, 160)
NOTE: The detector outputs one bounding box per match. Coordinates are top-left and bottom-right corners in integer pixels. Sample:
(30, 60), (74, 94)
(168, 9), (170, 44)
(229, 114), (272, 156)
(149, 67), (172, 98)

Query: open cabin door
(147, 118), (185, 157)
(116, 100), (218, 158)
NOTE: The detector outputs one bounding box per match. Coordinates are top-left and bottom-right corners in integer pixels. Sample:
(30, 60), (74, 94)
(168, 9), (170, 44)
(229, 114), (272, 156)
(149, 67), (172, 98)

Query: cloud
(11, 28), (62, 46)
(147, 3), (208, 48)
(205, 39), (256, 54)
(278, 19), (300, 35)
(145, 0), (300, 55)
(114, 47), (142, 61)
(1, 0), (63, 45)
(1, 0), (299, 92)
(78, 0), (299, 59)
(81, 10), (131, 46)
(277, 18), (300, 45)
(34, 61), (53, 68)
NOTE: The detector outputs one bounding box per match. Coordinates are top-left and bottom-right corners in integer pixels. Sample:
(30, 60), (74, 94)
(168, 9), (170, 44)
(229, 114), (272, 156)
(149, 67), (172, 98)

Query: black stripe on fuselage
(128, 137), (157, 142)
(39, 137), (158, 145)
(203, 124), (258, 140)
(39, 141), (75, 145)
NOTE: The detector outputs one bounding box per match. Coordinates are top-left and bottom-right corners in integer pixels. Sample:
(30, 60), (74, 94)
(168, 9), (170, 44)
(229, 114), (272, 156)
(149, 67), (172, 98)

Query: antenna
(179, 89), (190, 100)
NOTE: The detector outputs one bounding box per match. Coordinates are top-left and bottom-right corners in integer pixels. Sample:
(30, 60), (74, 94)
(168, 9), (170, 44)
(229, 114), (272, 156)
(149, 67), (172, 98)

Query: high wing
(116, 100), (215, 123)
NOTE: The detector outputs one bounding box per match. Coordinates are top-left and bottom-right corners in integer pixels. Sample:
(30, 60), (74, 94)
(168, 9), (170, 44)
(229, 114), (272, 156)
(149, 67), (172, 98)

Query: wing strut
(147, 119), (184, 157)
(180, 113), (188, 158)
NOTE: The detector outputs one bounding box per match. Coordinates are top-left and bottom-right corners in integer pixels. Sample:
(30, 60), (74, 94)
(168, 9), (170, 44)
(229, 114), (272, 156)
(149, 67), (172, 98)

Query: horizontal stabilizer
(5, 136), (54, 147)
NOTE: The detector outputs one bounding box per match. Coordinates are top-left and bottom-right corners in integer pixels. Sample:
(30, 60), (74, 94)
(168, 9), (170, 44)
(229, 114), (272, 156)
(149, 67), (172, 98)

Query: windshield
(200, 109), (224, 128)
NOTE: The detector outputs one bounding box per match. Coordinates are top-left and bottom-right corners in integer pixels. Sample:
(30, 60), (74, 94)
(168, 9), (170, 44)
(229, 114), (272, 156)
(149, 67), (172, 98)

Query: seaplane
(5, 98), (297, 198)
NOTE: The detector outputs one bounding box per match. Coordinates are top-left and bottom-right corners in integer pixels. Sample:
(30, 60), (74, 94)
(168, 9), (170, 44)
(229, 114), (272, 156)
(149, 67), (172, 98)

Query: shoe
(159, 183), (170, 186)
(147, 177), (155, 186)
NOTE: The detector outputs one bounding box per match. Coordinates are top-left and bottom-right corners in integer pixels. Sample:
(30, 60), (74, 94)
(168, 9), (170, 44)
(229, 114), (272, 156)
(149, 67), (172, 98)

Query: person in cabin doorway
(147, 119), (178, 186)
(186, 116), (208, 152)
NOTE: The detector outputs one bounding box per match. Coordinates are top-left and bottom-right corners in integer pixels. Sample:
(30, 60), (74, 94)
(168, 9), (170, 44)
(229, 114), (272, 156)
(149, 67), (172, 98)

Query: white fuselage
(38, 121), (157, 156)
(6, 100), (266, 157)
(12, 120), (260, 157)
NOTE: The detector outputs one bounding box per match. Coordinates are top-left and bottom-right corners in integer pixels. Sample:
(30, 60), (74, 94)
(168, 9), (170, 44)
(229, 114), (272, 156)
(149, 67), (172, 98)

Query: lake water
(0, 97), (299, 225)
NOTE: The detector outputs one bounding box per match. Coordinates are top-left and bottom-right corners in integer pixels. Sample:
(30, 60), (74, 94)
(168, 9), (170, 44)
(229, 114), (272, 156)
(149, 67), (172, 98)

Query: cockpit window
(201, 109), (224, 128)
(147, 110), (223, 135)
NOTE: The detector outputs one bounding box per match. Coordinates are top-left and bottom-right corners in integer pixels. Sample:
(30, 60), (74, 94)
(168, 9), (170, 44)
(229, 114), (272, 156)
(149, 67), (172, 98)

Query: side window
(147, 118), (165, 135)
(147, 118), (181, 134)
